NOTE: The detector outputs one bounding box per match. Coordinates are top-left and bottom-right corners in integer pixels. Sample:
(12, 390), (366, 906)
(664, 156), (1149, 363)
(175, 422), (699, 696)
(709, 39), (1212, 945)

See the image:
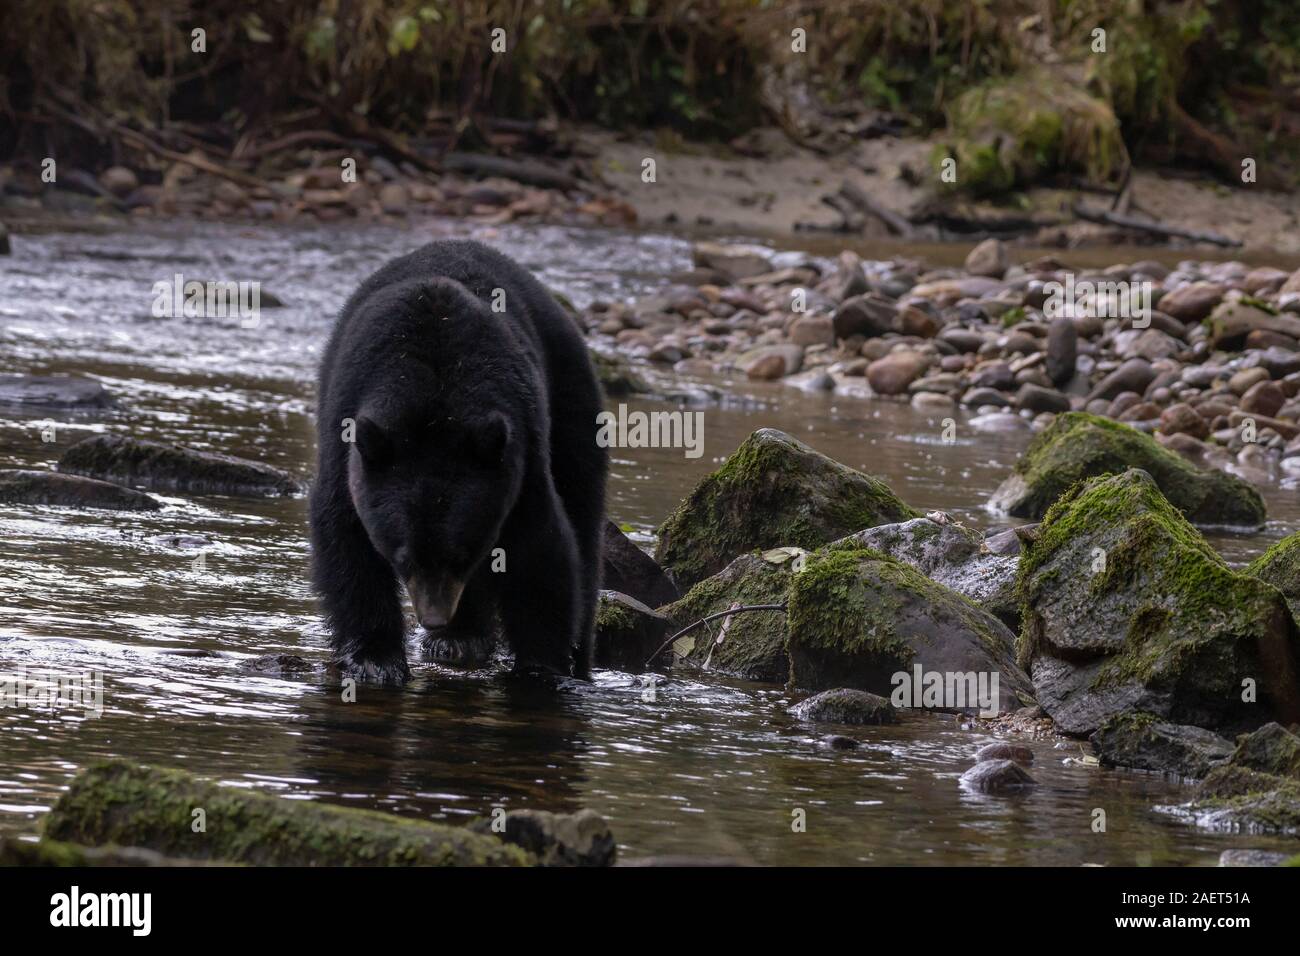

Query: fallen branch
(837, 180), (914, 238)
(1072, 201), (1242, 247)
(442, 152), (584, 192)
(644, 603), (788, 667)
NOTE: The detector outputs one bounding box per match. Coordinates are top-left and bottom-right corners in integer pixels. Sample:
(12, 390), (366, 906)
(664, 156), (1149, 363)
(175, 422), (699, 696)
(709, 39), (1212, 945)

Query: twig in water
(644, 603), (788, 668)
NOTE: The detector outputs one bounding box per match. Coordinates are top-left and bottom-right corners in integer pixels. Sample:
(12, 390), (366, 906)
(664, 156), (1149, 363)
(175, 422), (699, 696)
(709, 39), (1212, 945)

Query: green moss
(936, 70), (1126, 196)
(660, 554), (793, 680)
(1247, 532), (1300, 619)
(655, 428), (917, 589)
(1016, 469), (1297, 716)
(43, 761), (534, 866)
(790, 543), (1009, 663)
(1005, 412), (1265, 527)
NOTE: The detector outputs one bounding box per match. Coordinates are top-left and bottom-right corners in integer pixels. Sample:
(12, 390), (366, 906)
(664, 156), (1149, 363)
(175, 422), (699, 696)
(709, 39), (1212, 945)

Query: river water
(1, 220), (1297, 865)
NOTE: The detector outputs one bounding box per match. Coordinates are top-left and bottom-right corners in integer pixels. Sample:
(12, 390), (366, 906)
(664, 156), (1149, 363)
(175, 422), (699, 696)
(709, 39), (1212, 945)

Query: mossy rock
(989, 412), (1265, 528)
(839, 516), (1021, 630)
(660, 553), (794, 681)
(1017, 469), (1300, 736)
(1163, 724), (1300, 835)
(785, 543), (1032, 713)
(1090, 711), (1233, 780)
(1247, 531), (1300, 621)
(593, 590), (670, 673)
(934, 70), (1126, 197)
(656, 428), (918, 590)
(43, 760), (533, 866)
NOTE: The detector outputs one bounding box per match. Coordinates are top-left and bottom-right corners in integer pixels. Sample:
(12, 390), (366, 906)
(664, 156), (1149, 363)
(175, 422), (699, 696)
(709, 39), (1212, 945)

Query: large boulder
(660, 553), (793, 681)
(1090, 712), (1233, 779)
(655, 428), (917, 590)
(838, 516), (1021, 628)
(1246, 532), (1300, 622)
(1017, 469), (1300, 736)
(0, 469), (160, 511)
(600, 521), (679, 608)
(785, 543), (1032, 713)
(59, 434), (303, 497)
(989, 412), (1265, 528)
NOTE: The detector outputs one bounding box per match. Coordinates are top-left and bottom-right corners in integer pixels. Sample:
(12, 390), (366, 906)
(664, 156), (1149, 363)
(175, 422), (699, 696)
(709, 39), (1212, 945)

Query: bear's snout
(406, 574), (465, 630)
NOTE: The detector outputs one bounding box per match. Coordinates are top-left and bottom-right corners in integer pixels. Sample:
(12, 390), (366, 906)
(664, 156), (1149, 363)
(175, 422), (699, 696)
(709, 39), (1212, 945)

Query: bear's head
(344, 279), (530, 631)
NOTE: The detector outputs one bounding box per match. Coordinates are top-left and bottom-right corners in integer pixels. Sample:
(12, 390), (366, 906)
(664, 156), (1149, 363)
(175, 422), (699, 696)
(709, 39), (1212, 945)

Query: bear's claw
(335, 650), (411, 686)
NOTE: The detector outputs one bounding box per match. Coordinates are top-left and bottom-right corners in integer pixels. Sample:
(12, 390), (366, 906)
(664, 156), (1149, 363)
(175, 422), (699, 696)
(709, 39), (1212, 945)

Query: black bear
(310, 240), (607, 684)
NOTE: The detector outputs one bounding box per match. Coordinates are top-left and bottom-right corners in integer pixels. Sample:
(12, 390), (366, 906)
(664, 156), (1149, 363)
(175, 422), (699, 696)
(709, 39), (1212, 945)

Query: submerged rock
(43, 760), (533, 866)
(469, 808), (615, 867)
(237, 654), (322, 677)
(789, 688), (896, 725)
(0, 469), (160, 511)
(989, 412), (1266, 528)
(655, 428), (917, 590)
(1018, 469), (1300, 736)
(785, 543), (1032, 714)
(975, 742), (1034, 765)
(661, 553), (793, 681)
(959, 759), (1037, 793)
(1090, 712), (1233, 779)
(600, 521), (679, 608)
(59, 434), (304, 497)
(593, 590), (670, 673)
(839, 516), (1020, 629)
(0, 374), (114, 409)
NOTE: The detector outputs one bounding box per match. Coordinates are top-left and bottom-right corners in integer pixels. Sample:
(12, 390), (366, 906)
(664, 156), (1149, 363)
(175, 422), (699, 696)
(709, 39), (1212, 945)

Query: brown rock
(1159, 282), (1225, 322)
(1159, 403), (1210, 440)
(867, 351), (930, 395)
(965, 238), (1009, 279)
(1240, 380), (1286, 417)
(789, 315), (835, 347)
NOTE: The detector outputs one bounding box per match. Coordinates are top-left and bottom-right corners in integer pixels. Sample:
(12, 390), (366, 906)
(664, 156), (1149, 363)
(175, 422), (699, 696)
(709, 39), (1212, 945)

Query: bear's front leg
(310, 494), (410, 685)
(499, 503), (584, 677)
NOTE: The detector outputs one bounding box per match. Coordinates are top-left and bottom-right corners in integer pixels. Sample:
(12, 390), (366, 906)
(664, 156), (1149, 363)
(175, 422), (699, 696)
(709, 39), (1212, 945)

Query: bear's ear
(471, 412), (511, 465)
(354, 415), (394, 467)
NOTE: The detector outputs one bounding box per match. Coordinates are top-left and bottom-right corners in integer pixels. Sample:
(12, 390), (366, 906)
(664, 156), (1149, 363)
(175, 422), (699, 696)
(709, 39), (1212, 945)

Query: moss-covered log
(655, 428), (917, 590)
(43, 761), (533, 866)
(989, 412), (1265, 528)
(0, 837), (223, 867)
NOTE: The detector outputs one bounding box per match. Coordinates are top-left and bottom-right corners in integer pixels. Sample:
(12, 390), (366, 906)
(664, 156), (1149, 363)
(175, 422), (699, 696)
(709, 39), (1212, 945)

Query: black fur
(310, 240), (607, 684)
